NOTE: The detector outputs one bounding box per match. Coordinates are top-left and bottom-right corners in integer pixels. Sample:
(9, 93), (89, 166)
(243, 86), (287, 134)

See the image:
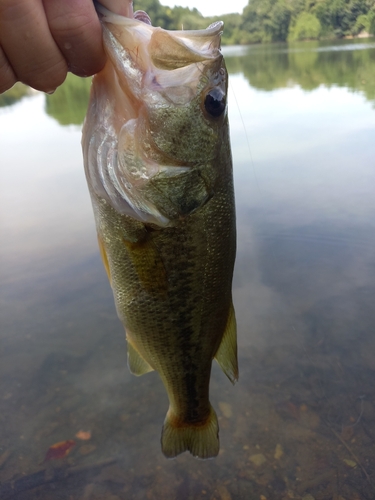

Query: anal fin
(214, 302), (238, 384)
(127, 338), (154, 376)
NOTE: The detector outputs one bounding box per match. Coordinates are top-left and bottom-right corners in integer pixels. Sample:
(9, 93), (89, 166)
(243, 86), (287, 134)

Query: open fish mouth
(95, 2), (225, 127)
(83, 4), (228, 227)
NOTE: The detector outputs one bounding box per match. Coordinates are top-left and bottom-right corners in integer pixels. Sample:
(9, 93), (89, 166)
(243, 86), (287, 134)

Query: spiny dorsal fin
(127, 339), (154, 376)
(214, 302), (238, 384)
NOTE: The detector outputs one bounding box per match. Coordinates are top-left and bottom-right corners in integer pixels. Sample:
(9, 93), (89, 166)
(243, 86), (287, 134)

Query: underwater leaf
(75, 430), (92, 441)
(43, 440), (76, 462)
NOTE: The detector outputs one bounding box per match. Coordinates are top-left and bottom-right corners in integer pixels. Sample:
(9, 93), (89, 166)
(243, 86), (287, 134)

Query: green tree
(241, 0), (278, 43)
(170, 7), (206, 30)
(352, 6), (375, 33)
(266, 1), (292, 41)
(133, 0), (205, 30)
(288, 12), (322, 40)
(313, 0), (374, 36)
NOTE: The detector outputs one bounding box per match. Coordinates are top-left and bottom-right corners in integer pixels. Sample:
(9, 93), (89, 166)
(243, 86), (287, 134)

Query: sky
(159, 0), (248, 17)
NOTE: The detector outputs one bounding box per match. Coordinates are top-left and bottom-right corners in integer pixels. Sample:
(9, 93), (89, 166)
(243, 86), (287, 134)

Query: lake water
(1, 38), (375, 499)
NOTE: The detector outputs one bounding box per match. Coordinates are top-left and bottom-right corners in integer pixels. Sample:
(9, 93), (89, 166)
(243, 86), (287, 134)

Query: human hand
(0, 0), (107, 94)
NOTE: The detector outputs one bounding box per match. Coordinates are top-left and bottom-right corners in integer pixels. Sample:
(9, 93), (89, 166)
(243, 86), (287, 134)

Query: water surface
(1, 39), (375, 499)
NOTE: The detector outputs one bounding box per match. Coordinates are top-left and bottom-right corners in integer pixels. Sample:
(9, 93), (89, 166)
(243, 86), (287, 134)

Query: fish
(82, 1), (238, 459)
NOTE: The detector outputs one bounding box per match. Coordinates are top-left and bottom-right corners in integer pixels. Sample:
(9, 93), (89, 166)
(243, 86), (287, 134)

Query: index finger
(0, 0), (67, 92)
(43, 0), (106, 78)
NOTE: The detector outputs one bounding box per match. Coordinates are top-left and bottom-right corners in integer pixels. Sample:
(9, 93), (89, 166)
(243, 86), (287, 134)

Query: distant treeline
(134, 0), (375, 44)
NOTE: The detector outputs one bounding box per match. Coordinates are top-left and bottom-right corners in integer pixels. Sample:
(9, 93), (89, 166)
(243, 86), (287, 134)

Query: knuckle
(48, 5), (98, 40)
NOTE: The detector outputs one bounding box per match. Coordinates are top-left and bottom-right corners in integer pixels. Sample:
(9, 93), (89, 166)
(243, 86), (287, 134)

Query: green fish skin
(82, 4), (238, 459)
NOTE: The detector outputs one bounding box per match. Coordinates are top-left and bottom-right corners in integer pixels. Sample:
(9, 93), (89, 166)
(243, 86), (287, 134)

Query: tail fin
(161, 406), (219, 459)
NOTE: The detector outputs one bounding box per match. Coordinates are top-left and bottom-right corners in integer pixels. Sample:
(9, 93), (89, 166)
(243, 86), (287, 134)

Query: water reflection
(1, 39), (375, 499)
(225, 38), (375, 100)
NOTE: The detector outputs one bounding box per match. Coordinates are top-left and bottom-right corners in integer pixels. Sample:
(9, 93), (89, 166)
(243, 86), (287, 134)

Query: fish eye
(204, 88), (226, 118)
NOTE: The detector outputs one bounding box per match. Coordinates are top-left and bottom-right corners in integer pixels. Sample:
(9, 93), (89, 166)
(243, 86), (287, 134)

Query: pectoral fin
(97, 235), (112, 286)
(127, 339), (154, 376)
(214, 302), (238, 384)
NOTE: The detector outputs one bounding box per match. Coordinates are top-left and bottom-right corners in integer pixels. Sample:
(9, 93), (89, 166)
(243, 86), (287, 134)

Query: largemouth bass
(82, 2), (237, 459)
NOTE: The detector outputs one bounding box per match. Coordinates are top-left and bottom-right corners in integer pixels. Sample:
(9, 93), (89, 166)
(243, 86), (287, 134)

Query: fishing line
(229, 80), (262, 195)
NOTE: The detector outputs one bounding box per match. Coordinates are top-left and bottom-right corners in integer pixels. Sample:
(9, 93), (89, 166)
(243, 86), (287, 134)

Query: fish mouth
(87, 4), (225, 226)
(96, 3), (223, 76)
(96, 2), (223, 52)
